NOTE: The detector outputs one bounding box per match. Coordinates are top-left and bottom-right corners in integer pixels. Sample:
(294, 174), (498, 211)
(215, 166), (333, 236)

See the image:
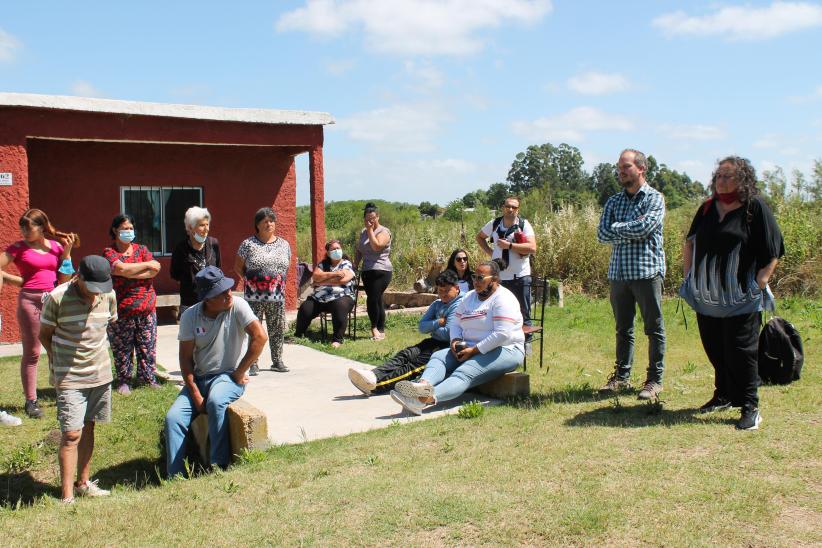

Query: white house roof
(0, 92), (335, 126)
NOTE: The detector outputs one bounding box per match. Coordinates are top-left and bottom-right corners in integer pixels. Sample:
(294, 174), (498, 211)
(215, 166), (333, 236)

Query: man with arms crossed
(165, 266), (267, 477)
(597, 149), (667, 400)
(39, 255), (117, 503)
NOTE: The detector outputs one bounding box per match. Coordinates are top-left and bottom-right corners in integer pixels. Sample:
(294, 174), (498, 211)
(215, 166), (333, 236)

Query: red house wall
(0, 139), (298, 342)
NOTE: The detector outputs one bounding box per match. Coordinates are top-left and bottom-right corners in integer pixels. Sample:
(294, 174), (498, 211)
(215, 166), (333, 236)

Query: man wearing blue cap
(164, 266), (266, 477)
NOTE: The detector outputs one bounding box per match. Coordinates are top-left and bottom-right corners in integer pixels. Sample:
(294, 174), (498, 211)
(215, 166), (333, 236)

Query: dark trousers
(362, 270), (392, 331)
(501, 276), (532, 330)
(609, 277), (666, 383)
(294, 296), (355, 343)
(372, 337), (448, 394)
(696, 312), (761, 410)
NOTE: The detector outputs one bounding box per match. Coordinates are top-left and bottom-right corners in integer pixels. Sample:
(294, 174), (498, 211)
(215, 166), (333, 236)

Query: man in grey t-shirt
(164, 266), (267, 477)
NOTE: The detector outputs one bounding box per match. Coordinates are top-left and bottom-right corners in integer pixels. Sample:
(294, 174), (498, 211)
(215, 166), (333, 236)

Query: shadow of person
(564, 402), (737, 428)
(93, 457), (164, 491)
(0, 471), (59, 507)
(504, 383), (603, 409)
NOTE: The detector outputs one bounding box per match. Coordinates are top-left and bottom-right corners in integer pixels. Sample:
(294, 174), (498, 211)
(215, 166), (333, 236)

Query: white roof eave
(0, 92), (335, 126)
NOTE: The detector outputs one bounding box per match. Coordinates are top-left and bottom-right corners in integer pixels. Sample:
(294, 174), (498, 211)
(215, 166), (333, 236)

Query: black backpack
(758, 317), (804, 385)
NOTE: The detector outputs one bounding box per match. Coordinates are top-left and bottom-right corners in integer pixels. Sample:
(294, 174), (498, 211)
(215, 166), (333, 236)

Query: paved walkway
(2, 311), (497, 445)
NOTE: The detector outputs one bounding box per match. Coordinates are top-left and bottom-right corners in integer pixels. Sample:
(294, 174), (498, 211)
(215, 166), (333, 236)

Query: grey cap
(78, 255), (113, 294)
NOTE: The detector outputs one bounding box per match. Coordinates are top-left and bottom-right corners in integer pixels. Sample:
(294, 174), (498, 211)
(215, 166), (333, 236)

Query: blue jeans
(421, 346), (523, 402)
(164, 373), (245, 477)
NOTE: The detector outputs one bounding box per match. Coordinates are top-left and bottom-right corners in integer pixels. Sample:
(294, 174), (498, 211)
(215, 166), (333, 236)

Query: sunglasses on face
(471, 274), (493, 282)
(455, 257), (468, 262)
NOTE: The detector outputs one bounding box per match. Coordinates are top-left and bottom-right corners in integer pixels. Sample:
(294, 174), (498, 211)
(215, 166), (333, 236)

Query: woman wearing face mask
(391, 259), (524, 415)
(103, 213), (162, 395)
(293, 240), (356, 348)
(1, 208), (78, 419)
(170, 206), (221, 318)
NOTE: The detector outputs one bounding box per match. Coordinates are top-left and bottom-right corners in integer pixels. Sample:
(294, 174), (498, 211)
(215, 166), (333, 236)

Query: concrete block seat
(189, 398), (269, 466)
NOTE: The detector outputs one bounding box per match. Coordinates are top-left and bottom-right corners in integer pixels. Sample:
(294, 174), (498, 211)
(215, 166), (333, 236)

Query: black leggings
(362, 269), (392, 331)
(294, 296), (355, 343)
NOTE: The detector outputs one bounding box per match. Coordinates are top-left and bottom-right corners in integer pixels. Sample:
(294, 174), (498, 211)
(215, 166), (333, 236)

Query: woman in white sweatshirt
(391, 259), (524, 415)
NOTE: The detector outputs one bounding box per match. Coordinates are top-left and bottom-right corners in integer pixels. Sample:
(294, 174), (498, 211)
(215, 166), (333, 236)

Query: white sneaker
(348, 368), (377, 396)
(75, 479), (110, 497)
(390, 390), (425, 416)
(394, 380), (434, 400)
(0, 410), (22, 427)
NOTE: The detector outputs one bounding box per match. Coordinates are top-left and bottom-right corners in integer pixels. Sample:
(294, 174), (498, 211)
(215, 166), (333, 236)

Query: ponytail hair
(19, 208), (81, 248)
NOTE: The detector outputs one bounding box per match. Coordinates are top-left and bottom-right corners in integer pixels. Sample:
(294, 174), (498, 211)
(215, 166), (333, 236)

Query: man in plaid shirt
(597, 149), (666, 400)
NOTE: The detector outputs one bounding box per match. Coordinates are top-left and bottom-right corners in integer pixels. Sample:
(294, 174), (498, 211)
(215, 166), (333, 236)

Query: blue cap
(195, 266), (235, 300)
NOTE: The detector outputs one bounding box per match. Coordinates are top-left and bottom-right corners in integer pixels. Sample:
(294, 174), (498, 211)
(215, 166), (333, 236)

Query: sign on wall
(0, 173), (11, 186)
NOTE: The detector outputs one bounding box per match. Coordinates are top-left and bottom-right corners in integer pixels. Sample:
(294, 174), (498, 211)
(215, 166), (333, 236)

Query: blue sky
(2, 1), (821, 205)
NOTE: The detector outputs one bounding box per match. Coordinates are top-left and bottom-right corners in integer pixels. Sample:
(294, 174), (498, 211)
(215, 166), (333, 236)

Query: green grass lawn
(1, 295), (820, 546)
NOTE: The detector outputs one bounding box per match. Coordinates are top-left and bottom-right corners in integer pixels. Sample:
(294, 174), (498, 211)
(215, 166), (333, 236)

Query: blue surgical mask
(193, 232), (207, 244)
(118, 229), (135, 243)
(329, 249), (343, 261)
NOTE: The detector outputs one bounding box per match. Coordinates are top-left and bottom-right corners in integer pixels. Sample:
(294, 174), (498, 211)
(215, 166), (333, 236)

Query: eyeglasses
(455, 257), (468, 262)
(503, 204), (519, 210)
(471, 274), (494, 282)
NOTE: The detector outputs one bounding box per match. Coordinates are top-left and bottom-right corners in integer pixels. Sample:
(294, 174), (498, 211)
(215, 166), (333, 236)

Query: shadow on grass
(504, 383), (603, 409)
(94, 457), (164, 491)
(564, 403), (737, 428)
(0, 471), (58, 506)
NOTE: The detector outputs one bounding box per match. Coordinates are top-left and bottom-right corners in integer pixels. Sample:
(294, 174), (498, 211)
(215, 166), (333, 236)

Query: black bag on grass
(758, 317), (804, 385)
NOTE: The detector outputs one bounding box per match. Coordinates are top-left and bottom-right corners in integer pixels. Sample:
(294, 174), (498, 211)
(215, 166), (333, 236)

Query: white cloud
(70, 80), (105, 98)
(512, 107), (634, 142)
(335, 103), (452, 151)
(276, 0), (552, 55)
(0, 28), (22, 62)
(404, 60), (444, 90)
(425, 158), (477, 173)
(324, 58), (356, 76)
(653, 2), (822, 40)
(787, 84), (822, 103)
(658, 123), (726, 140)
(753, 135), (780, 148)
(567, 71), (631, 95)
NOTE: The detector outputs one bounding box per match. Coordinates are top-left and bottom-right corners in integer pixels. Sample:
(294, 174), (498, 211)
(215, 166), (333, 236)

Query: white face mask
(328, 249), (343, 261)
(193, 232), (207, 244)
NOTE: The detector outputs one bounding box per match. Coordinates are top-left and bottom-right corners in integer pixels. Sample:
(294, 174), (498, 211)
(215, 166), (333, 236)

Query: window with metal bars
(120, 186), (203, 256)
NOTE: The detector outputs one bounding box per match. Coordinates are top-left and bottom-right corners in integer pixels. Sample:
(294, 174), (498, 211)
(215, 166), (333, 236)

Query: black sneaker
(697, 395), (732, 414)
(736, 407), (762, 430)
(25, 399), (44, 419)
(270, 361), (289, 373)
(249, 363), (259, 376)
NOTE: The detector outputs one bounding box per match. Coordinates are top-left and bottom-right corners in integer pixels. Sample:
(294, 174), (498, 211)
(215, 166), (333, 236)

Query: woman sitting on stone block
(390, 259), (524, 415)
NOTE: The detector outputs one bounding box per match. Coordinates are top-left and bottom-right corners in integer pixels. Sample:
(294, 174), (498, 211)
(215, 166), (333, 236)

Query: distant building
(0, 93), (334, 343)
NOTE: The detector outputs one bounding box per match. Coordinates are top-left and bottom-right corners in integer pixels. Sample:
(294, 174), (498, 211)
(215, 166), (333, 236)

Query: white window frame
(119, 186), (203, 256)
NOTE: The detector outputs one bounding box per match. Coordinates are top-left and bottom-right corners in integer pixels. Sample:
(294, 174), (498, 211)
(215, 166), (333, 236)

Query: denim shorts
(56, 384), (112, 432)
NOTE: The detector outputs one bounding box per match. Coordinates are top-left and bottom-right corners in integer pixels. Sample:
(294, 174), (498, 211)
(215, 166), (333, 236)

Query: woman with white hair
(171, 206), (221, 317)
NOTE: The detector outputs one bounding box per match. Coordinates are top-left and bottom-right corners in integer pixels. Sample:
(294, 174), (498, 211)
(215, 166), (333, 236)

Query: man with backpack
(476, 195), (537, 338)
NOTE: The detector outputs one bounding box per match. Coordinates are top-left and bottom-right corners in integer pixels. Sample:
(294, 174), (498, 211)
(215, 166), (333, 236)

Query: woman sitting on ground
(293, 240), (356, 348)
(391, 259), (524, 415)
(170, 206), (221, 318)
(446, 248), (474, 294)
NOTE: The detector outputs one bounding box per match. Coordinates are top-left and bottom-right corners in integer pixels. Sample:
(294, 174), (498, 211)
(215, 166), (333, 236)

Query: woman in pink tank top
(0, 209), (78, 419)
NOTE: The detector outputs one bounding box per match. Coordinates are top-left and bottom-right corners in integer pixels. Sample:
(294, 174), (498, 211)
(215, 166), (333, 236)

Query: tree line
(419, 142), (822, 218)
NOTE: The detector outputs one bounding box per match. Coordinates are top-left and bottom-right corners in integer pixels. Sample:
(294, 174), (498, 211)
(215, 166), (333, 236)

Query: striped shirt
(40, 281), (117, 389)
(597, 183), (666, 280)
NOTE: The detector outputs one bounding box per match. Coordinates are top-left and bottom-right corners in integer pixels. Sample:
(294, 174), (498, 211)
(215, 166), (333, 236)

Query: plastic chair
(319, 275), (361, 342)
